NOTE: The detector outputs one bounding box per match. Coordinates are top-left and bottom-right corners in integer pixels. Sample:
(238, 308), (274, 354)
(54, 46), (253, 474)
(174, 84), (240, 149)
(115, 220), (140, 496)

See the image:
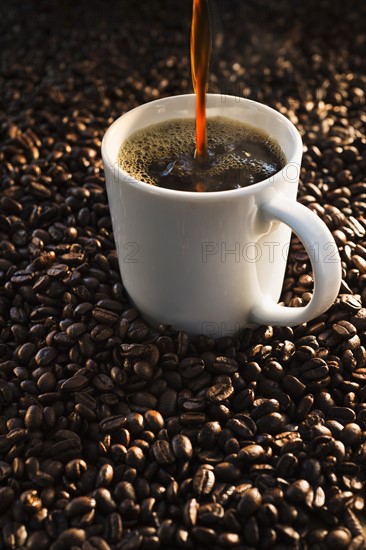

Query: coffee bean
(301, 358), (330, 381)
(116, 530), (142, 549)
(214, 462), (241, 482)
(282, 374), (306, 397)
(180, 412), (206, 426)
(24, 405), (43, 430)
(325, 528), (352, 549)
(65, 496), (96, 517)
(6, 428), (28, 445)
(51, 439), (82, 461)
(158, 389), (178, 417)
(343, 508), (364, 538)
(227, 414), (257, 438)
(212, 356), (238, 374)
(309, 435), (337, 457)
(333, 320), (357, 339)
(197, 421), (222, 448)
(217, 532), (242, 546)
(126, 321), (149, 341)
(92, 373), (114, 392)
(238, 444), (266, 462)
(152, 440), (175, 465)
(65, 459), (88, 481)
(26, 530), (51, 550)
(340, 423), (362, 445)
(193, 465), (215, 496)
(90, 488), (115, 515)
(158, 520), (176, 546)
(47, 264), (69, 278)
(125, 413), (144, 434)
(51, 527), (86, 548)
(348, 536), (366, 550)
(237, 487), (262, 516)
(296, 394), (314, 420)
(37, 372), (56, 392)
(104, 512), (123, 543)
(328, 406), (356, 424)
(183, 497), (199, 527)
(125, 446), (146, 472)
(61, 375), (89, 391)
(276, 525), (300, 544)
(251, 398), (277, 419)
(172, 434), (193, 461)
(99, 416), (126, 433)
(286, 479), (312, 504)
(206, 382), (234, 402)
(120, 343), (148, 358)
(242, 516), (260, 545)
(181, 395), (206, 412)
(96, 464), (114, 487)
(191, 526), (217, 544)
(256, 412), (287, 434)
(91, 307), (119, 325)
(2, 522), (27, 548)
(340, 293), (362, 312)
(129, 391), (158, 410)
(20, 489), (42, 512)
(275, 452), (298, 478)
(198, 502), (224, 524)
(144, 410), (164, 433)
(114, 481), (136, 503)
(260, 360), (282, 383)
(133, 361), (154, 381)
(212, 483), (236, 506)
(178, 357), (205, 378)
(350, 309), (366, 330)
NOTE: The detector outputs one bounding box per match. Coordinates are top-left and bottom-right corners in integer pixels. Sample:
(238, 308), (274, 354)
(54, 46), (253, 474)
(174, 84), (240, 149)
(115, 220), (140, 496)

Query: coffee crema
(117, 116), (287, 192)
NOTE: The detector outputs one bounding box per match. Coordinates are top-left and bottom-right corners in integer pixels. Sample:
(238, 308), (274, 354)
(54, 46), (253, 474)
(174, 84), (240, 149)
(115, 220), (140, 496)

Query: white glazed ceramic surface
(102, 94), (342, 337)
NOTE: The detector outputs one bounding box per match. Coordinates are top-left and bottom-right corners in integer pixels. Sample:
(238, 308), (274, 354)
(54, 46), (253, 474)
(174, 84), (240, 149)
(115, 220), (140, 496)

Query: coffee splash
(190, 0), (211, 162)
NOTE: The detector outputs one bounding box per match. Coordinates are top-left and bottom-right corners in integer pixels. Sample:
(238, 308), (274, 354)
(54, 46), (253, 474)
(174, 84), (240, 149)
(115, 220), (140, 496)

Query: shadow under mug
(101, 94), (342, 337)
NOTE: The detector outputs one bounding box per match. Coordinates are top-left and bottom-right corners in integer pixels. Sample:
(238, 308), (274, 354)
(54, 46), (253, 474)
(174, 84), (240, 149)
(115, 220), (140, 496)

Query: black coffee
(118, 116), (287, 192)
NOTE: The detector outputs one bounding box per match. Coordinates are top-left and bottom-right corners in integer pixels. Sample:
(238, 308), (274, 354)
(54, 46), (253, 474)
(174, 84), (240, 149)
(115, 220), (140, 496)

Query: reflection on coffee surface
(118, 116), (287, 192)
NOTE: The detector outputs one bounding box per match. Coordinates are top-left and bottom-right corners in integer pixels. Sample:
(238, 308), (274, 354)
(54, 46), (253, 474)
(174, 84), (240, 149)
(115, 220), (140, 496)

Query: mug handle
(250, 192), (342, 326)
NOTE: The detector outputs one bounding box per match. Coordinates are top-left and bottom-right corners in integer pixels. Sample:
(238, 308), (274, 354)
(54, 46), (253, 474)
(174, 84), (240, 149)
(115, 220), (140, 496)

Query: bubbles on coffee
(118, 116), (287, 192)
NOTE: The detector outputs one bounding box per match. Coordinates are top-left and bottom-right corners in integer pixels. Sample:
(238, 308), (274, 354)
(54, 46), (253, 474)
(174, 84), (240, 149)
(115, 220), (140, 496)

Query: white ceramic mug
(102, 94), (342, 337)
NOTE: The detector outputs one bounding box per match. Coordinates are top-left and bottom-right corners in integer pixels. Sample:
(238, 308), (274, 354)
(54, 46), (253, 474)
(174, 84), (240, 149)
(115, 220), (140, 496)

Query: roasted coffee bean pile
(1, 0), (366, 549)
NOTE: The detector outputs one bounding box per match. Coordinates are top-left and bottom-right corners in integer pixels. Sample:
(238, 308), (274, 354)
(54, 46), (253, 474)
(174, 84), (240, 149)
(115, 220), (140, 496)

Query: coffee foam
(118, 116), (286, 188)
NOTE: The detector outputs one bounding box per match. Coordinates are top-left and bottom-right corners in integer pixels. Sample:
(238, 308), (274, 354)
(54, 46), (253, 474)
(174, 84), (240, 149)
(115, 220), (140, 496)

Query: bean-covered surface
(1, 1), (366, 549)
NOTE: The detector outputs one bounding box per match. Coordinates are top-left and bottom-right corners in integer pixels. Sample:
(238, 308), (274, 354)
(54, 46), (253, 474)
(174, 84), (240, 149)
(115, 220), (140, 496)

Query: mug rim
(101, 93), (303, 200)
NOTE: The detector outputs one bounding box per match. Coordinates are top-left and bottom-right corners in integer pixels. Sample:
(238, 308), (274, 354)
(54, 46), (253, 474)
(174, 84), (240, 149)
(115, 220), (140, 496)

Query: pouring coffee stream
(190, 0), (211, 164)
